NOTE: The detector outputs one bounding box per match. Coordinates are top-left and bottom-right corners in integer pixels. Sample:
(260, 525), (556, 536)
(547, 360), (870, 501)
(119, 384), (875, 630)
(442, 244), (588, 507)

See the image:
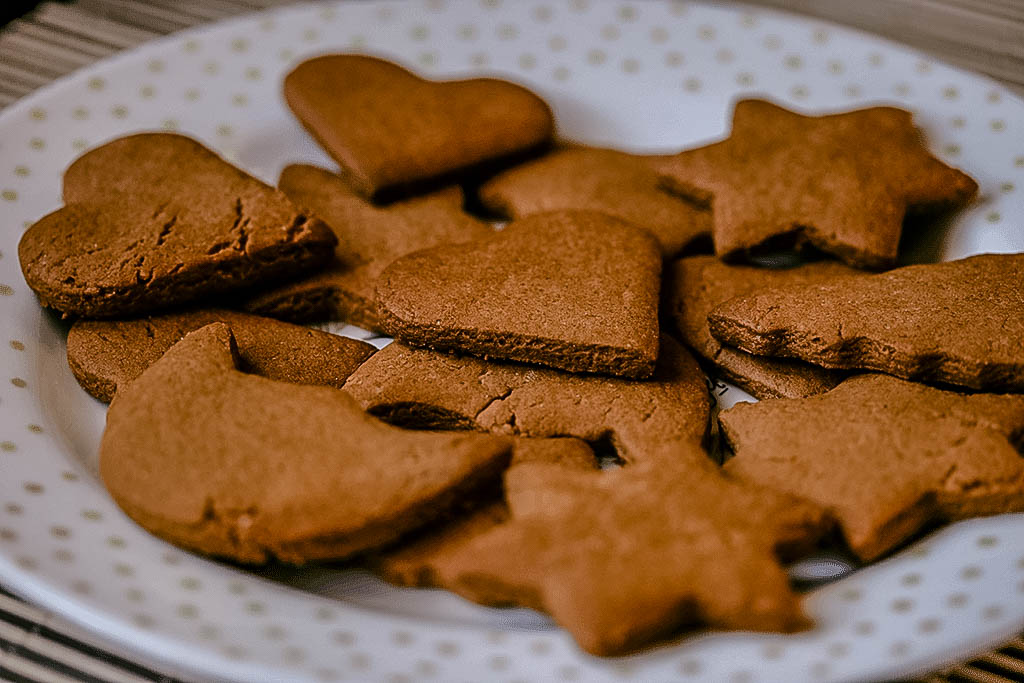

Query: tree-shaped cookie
(722, 374), (1024, 561)
(708, 253), (1024, 392)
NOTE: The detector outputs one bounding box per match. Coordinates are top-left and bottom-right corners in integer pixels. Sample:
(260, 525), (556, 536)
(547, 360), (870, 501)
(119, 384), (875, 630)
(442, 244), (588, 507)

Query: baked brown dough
(100, 323), (512, 564)
(656, 99), (977, 269)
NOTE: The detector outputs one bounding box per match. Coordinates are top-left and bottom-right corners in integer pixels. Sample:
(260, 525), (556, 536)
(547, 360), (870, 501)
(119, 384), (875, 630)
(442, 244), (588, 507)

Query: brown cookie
(100, 323), (512, 564)
(721, 374), (1024, 561)
(18, 134), (336, 318)
(665, 256), (856, 399)
(67, 308), (376, 402)
(375, 437), (597, 589)
(343, 335), (710, 465)
(708, 253), (1024, 392)
(478, 146), (711, 257)
(655, 99), (978, 269)
(439, 456), (830, 655)
(375, 210), (662, 378)
(241, 164), (493, 330)
(284, 54), (554, 199)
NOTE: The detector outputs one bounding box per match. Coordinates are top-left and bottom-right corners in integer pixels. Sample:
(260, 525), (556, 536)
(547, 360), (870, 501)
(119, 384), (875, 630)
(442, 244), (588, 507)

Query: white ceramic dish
(1, 1), (1023, 681)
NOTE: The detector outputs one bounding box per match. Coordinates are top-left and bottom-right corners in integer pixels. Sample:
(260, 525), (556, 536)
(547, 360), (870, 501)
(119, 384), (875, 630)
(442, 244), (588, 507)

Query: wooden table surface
(0, 2), (1022, 683)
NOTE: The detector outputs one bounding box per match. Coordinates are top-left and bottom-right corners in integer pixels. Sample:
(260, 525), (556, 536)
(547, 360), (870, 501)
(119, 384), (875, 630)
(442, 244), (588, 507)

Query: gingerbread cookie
(439, 456), (830, 655)
(722, 374), (1024, 561)
(344, 335), (710, 465)
(19, 134), (336, 318)
(284, 54), (554, 199)
(478, 146), (711, 257)
(375, 437), (597, 589)
(656, 99), (978, 269)
(708, 253), (1024, 392)
(242, 164), (493, 330)
(375, 210), (662, 378)
(100, 323), (512, 564)
(67, 308), (376, 402)
(665, 256), (855, 399)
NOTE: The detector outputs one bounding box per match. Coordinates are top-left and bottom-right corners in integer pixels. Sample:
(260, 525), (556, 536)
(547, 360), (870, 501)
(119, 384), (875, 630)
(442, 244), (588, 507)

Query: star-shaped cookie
(479, 146), (711, 257)
(722, 374), (1024, 561)
(437, 457), (830, 655)
(656, 99), (978, 269)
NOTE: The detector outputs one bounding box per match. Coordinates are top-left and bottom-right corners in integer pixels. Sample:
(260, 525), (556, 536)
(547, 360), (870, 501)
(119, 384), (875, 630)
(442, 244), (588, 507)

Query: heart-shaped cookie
(375, 210), (663, 378)
(283, 54), (554, 199)
(19, 134), (337, 317)
(100, 323), (512, 564)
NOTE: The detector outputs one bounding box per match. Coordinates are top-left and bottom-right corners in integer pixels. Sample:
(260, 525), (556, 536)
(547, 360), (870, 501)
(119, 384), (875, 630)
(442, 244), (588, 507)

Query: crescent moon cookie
(18, 133), (336, 318)
(707, 253), (1024, 392)
(375, 210), (663, 378)
(284, 54), (554, 199)
(721, 374), (1024, 561)
(67, 308), (376, 402)
(241, 164), (494, 331)
(655, 99), (978, 269)
(100, 323), (512, 564)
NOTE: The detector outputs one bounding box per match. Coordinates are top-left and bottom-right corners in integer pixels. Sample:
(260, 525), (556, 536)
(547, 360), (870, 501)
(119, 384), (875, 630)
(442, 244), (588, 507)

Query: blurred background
(0, 0), (1022, 109)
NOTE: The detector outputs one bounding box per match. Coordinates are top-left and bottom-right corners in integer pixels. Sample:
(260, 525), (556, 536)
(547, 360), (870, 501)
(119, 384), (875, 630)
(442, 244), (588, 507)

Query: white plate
(1, 1), (1023, 681)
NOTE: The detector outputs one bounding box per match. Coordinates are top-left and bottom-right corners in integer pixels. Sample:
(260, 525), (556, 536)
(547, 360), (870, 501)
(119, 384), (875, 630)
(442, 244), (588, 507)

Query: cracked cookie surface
(343, 335), (710, 466)
(707, 253), (1024, 392)
(67, 308), (376, 402)
(242, 164), (493, 330)
(655, 99), (977, 269)
(722, 373), (1024, 561)
(19, 133), (336, 317)
(100, 323), (512, 564)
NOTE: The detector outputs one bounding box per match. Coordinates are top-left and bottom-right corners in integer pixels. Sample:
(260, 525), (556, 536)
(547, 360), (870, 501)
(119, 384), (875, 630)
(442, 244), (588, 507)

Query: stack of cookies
(17, 54), (1024, 657)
